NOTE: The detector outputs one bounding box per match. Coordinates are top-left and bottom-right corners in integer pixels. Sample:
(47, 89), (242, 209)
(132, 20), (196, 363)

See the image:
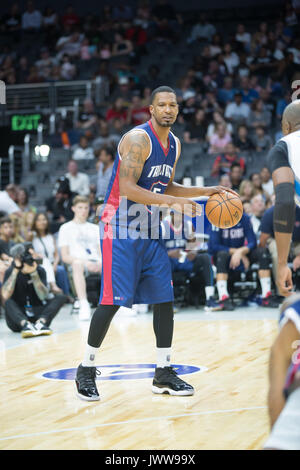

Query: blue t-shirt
(208, 213), (257, 255)
(260, 205), (300, 243)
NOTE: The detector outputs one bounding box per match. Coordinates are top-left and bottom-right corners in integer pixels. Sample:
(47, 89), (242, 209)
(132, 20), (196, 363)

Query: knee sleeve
(88, 304), (119, 348)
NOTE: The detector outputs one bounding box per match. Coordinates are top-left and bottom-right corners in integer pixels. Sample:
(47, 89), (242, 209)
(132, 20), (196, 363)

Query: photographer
(2, 243), (67, 338)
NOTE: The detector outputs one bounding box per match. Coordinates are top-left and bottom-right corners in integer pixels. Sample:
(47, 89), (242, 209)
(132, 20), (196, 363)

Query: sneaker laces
(80, 367), (101, 388)
(162, 367), (184, 384)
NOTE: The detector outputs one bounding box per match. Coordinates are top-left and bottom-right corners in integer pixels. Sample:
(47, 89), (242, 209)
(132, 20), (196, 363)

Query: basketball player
(75, 86), (238, 401)
(264, 293), (300, 450)
(267, 99), (300, 296)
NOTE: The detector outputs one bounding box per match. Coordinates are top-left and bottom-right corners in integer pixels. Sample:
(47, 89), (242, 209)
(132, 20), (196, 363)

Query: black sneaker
(35, 320), (52, 336)
(261, 292), (280, 308)
(218, 295), (235, 311)
(75, 364), (100, 401)
(152, 367), (194, 396)
(21, 321), (37, 338)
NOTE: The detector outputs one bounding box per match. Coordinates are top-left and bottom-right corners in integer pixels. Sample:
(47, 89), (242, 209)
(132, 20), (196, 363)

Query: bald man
(267, 99), (300, 297)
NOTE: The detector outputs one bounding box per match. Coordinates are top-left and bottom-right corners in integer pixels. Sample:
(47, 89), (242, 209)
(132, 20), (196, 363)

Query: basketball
(205, 191), (243, 229)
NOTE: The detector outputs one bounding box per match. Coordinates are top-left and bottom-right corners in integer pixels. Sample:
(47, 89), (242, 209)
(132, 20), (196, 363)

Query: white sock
(205, 285), (215, 300)
(260, 277), (271, 298)
(156, 347), (172, 368)
(82, 344), (98, 367)
(217, 280), (229, 300)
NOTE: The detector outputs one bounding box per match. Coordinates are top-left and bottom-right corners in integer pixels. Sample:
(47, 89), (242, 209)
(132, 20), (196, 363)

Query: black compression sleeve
(274, 183), (295, 233)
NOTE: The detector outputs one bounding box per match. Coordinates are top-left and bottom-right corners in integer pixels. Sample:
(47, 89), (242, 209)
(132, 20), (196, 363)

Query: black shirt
(267, 140), (289, 173)
(3, 265), (47, 307)
(0, 239), (15, 257)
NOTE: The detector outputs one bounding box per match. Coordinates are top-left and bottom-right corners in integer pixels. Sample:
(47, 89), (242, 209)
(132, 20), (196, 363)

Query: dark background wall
(0, 0), (285, 15)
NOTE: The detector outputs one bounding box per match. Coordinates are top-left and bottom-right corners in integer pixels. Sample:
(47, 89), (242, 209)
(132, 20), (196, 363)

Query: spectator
(141, 64), (162, 91)
(161, 211), (220, 311)
(58, 195), (102, 321)
(229, 162), (244, 191)
(45, 177), (76, 233)
(187, 12), (216, 43)
(65, 159), (90, 196)
(218, 173), (232, 189)
(16, 56), (30, 83)
(61, 5), (80, 29)
(60, 54), (76, 80)
(276, 91), (291, 119)
(208, 212), (278, 310)
(2, 3), (22, 37)
(21, 1), (42, 32)
(239, 76), (259, 104)
(105, 98), (127, 124)
(98, 42), (112, 61)
(251, 126), (273, 152)
(17, 187), (36, 213)
(111, 32), (133, 59)
(235, 23), (251, 52)
(110, 76), (133, 107)
(2, 243), (67, 338)
(20, 210), (35, 242)
(217, 77), (236, 105)
(250, 172), (271, 202)
(72, 135), (94, 160)
(208, 122), (232, 154)
(233, 124), (254, 152)
(0, 56), (16, 81)
(0, 216), (15, 259)
(211, 143), (245, 178)
(95, 145), (115, 199)
(42, 6), (58, 29)
(0, 184), (21, 216)
(76, 98), (98, 133)
(26, 65), (43, 83)
(206, 111), (233, 141)
(35, 47), (57, 79)
(126, 93), (150, 126)
(260, 166), (274, 197)
(183, 109), (207, 143)
(223, 43), (240, 74)
(224, 92), (250, 124)
(209, 33), (223, 58)
(247, 99), (272, 130)
(239, 179), (255, 203)
(92, 121), (121, 151)
(31, 212), (71, 297)
(249, 193), (266, 240)
(56, 30), (83, 61)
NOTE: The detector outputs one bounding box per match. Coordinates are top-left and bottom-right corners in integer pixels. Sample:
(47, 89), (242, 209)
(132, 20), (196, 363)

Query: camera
(10, 242), (43, 268)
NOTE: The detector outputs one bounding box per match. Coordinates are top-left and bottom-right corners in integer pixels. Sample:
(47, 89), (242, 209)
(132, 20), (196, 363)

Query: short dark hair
(150, 86), (176, 104)
(100, 144), (116, 160)
(0, 216), (12, 227)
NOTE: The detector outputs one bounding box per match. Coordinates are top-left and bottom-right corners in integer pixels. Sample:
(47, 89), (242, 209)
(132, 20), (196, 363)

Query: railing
(4, 77), (108, 115)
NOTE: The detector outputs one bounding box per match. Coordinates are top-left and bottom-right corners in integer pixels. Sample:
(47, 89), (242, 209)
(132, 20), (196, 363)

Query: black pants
(4, 295), (67, 332)
(214, 247), (271, 273)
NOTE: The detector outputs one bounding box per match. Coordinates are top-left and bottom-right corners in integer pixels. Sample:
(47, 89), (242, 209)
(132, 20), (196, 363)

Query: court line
(0, 406), (267, 442)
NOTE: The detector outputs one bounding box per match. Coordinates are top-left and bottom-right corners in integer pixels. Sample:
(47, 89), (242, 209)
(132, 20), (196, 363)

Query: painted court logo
(40, 363), (207, 381)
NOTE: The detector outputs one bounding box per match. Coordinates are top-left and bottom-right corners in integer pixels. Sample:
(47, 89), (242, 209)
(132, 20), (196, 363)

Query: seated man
(2, 243), (67, 338)
(58, 195), (102, 321)
(208, 212), (278, 310)
(259, 205), (300, 290)
(264, 294), (300, 450)
(161, 211), (221, 311)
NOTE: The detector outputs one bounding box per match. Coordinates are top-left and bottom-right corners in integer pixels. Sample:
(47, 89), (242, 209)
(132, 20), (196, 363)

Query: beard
(153, 115), (176, 128)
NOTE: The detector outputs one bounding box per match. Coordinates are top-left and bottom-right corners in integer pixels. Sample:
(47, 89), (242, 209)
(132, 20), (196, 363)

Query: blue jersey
(208, 213), (257, 255)
(161, 217), (194, 252)
(279, 297), (300, 398)
(100, 120), (179, 238)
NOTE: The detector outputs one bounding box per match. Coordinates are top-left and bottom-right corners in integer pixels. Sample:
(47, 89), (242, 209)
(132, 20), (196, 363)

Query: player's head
(282, 99), (300, 135)
(149, 86), (178, 128)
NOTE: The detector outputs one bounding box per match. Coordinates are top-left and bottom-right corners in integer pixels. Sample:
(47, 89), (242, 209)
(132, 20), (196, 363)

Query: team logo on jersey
(147, 164), (173, 178)
(39, 363), (206, 381)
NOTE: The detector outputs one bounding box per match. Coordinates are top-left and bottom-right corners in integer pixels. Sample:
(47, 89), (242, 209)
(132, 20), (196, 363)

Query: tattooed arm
(119, 130), (201, 217)
(30, 268), (49, 301)
(1, 266), (20, 301)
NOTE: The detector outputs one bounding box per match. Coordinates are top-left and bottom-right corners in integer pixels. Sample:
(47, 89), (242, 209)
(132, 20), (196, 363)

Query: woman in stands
(31, 212), (71, 298)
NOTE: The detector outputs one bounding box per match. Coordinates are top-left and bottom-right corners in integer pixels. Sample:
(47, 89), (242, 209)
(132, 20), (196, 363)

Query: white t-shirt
(0, 191), (20, 214)
(65, 172), (90, 196)
(58, 220), (101, 262)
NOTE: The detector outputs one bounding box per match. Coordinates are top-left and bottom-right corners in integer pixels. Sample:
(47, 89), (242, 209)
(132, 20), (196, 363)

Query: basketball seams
(206, 191), (243, 228)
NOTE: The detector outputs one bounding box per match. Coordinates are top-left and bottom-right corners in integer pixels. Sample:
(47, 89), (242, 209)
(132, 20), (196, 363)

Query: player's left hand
(205, 186), (240, 198)
(277, 263), (293, 297)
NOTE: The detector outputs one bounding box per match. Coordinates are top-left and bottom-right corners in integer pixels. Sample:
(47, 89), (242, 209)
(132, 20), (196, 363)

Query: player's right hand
(172, 198), (202, 218)
(276, 263), (293, 297)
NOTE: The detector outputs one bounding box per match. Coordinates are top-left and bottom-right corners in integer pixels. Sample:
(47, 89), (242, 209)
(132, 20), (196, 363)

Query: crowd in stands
(1, 1), (300, 335)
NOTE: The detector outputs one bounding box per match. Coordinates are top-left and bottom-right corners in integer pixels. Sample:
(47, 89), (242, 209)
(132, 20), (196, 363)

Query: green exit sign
(11, 114), (41, 131)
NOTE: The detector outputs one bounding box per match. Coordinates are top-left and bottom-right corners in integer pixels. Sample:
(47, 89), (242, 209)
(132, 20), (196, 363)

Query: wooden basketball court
(0, 306), (277, 450)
